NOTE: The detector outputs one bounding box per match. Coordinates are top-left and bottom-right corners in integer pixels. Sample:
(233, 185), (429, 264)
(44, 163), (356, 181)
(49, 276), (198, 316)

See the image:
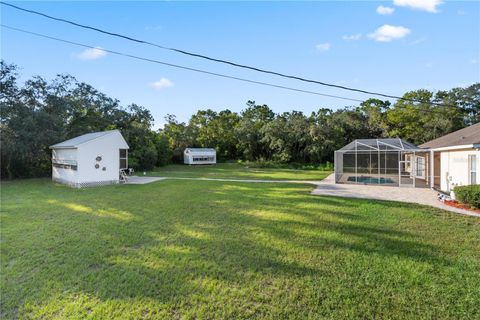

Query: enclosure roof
(419, 122), (480, 149)
(185, 148), (216, 153)
(337, 138), (423, 152)
(50, 130), (123, 149)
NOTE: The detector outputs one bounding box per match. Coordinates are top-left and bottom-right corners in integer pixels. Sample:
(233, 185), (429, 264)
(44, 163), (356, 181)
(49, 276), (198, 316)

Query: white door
(415, 156), (425, 179)
(399, 160), (414, 187)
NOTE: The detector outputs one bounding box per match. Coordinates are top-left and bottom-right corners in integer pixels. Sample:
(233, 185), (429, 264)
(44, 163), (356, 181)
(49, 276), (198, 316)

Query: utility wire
(0, 24), (364, 103)
(2, 24), (460, 117)
(0, 1), (458, 108)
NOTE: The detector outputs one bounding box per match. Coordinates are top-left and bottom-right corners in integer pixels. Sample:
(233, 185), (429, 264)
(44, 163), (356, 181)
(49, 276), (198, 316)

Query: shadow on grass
(1, 179), (471, 318)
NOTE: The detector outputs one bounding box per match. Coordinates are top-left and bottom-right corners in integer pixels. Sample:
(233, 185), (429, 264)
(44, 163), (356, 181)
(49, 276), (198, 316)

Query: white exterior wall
(52, 148), (78, 185)
(184, 153), (191, 164)
(440, 149), (480, 192)
(76, 133), (126, 185)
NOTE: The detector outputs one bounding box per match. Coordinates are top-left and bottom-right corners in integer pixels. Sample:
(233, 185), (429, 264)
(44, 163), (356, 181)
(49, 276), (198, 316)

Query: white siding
(76, 132), (126, 184)
(51, 148), (78, 184)
(440, 149), (480, 192)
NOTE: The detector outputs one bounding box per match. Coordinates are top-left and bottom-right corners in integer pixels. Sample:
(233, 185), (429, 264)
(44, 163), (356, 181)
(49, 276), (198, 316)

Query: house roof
(419, 123), (480, 149)
(338, 138), (422, 152)
(50, 130), (126, 149)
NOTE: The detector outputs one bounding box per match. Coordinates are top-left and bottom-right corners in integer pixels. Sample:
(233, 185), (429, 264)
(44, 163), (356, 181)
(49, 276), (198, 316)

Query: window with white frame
(468, 154), (477, 185)
(119, 149), (128, 169)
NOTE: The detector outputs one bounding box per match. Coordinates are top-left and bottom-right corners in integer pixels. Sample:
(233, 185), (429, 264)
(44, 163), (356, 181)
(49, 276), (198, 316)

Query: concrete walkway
(125, 176), (166, 185)
(311, 174), (480, 217)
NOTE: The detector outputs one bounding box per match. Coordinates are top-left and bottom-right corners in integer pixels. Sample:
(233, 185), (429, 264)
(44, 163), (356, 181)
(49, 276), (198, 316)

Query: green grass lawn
(1, 169), (480, 319)
(148, 163), (331, 181)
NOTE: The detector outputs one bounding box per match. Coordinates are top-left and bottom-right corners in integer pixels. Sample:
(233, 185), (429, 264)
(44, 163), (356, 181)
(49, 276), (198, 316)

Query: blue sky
(2, 1), (479, 128)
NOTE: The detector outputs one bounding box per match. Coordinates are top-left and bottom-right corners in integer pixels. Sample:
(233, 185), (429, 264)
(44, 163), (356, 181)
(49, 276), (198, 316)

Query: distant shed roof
(50, 130), (125, 149)
(419, 123), (480, 149)
(338, 138), (422, 152)
(184, 148), (216, 153)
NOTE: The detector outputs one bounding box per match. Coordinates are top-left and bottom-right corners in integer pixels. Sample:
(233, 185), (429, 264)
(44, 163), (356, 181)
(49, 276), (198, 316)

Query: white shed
(184, 148), (216, 165)
(49, 130), (129, 188)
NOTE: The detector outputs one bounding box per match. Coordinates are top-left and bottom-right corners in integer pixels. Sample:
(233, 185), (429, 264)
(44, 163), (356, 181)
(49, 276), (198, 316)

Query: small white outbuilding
(184, 148), (216, 165)
(50, 130), (129, 188)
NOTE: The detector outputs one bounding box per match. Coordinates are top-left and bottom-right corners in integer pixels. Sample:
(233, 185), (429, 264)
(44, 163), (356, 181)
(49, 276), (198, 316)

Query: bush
(129, 143), (158, 171)
(239, 160), (334, 171)
(454, 185), (480, 209)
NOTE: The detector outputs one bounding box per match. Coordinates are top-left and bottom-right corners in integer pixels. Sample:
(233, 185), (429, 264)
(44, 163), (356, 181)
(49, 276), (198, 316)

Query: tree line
(1, 60), (479, 179)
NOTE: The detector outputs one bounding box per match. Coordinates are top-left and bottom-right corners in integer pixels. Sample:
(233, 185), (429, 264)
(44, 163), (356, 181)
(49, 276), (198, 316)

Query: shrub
(241, 160), (334, 171)
(454, 185), (480, 209)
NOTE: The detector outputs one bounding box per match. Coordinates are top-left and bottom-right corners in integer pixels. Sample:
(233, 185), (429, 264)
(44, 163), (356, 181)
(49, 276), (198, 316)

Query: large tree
(2, 60), (478, 178)
(235, 101), (275, 161)
(387, 89), (466, 145)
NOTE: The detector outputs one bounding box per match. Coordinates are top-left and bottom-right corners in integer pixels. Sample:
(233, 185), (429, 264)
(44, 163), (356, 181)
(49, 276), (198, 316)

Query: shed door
(120, 149), (128, 169)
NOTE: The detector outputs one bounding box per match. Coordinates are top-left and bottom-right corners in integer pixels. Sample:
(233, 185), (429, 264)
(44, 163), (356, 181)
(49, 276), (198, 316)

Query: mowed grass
(148, 163), (331, 181)
(1, 173), (480, 319)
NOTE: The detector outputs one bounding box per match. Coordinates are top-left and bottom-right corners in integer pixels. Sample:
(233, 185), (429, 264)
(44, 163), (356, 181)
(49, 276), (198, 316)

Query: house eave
(429, 144), (477, 152)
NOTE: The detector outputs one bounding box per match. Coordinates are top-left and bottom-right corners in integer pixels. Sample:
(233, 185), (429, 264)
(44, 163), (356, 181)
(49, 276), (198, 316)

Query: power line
(2, 24), (460, 117)
(0, 24), (364, 103)
(0, 1), (458, 108)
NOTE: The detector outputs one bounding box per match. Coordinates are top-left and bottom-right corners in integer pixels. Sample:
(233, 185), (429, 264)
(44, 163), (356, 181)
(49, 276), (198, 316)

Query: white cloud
(377, 5), (395, 15)
(150, 78), (174, 90)
(368, 25), (411, 42)
(315, 43), (331, 52)
(472, 59), (478, 64)
(77, 47), (107, 60)
(393, 0), (443, 13)
(342, 34), (362, 41)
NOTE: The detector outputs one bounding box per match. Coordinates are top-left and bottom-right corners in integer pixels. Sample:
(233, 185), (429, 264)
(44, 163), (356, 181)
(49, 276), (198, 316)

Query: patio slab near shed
(312, 174), (480, 217)
(125, 176), (166, 185)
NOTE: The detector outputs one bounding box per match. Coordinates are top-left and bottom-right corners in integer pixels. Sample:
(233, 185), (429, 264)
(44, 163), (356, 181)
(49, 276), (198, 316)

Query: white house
(50, 130), (129, 188)
(420, 123), (480, 194)
(184, 148), (216, 165)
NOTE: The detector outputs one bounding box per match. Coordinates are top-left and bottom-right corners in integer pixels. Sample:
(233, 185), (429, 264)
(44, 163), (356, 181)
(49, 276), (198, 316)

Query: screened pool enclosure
(334, 139), (431, 188)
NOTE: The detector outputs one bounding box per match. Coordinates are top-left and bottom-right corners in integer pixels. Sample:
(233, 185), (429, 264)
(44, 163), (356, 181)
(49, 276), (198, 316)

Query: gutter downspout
(429, 149), (434, 189)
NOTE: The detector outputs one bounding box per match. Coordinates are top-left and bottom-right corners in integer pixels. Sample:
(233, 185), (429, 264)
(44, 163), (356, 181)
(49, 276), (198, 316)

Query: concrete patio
(312, 174), (480, 217)
(125, 176), (166, 185)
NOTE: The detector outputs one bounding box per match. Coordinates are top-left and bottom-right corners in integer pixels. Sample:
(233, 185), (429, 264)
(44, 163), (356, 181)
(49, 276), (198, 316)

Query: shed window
(52, 157), (78, 171)
(120, 149), (128, 169)
(52, 162), (78, 170)
(469, 155), (477, 185)
(193, 156), (215, 162)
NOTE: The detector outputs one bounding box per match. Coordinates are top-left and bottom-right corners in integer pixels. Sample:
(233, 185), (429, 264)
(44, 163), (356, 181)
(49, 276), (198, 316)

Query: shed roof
(184, 148), (216, 153)
(50, 130), (127, 149)
(419, 123), (480, 149)
(338, 138), (422, 152)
